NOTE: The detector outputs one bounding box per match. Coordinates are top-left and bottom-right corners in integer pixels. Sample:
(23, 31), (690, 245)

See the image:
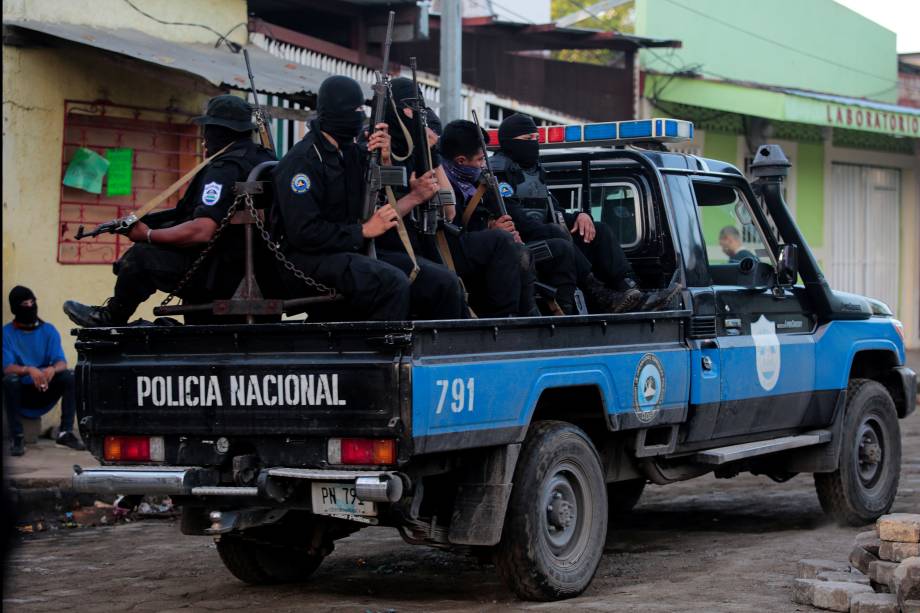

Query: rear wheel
(495, 421), (607, 601)
(216, 531), (326, 585)
(607, 479), (646, 515)
(814, 379), (901, 526)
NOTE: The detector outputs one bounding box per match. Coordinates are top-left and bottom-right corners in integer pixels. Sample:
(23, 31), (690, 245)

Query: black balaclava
(9, 286), (38, 326)
(317, 76), (366, 146)
(386, 77), (421, 162)
(204, 124), (250, 156)
(498, 113), (540, 168)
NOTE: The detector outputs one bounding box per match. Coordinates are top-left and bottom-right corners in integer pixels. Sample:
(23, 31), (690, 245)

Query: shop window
(58, 101), (201, 264)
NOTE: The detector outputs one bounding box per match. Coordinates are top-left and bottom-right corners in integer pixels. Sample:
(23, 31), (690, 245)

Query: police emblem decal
(498, 182), (514, 197)
(201, 182), (223, 206)
(633, 353), (665, 424)
(751, 315), (781, 391)
(291, 173), (311, 194)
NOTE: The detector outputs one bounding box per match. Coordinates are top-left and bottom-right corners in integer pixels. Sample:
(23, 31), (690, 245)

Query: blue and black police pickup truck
(72, 119), (916, 601)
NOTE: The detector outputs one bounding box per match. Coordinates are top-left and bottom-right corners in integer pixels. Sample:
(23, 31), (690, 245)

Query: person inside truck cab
(270, 75), (467, 321)
(490, 113), (682, 313)
(63, 95), (276, 328)
(438, 119), (540, 317)
(719, 225), (759, 263)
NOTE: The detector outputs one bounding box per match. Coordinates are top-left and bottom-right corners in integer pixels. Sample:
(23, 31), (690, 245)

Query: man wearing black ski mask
(491, 113), (682, 313)
(4, 287), (84, 456)
(270, 75), (466, 320)
(64, 95), (276, 327)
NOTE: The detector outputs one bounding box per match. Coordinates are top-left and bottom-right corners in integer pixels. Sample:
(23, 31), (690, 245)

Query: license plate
(310, 482), (377, 521)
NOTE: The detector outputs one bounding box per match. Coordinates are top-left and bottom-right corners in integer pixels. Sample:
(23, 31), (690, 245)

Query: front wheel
(814, 379), (901, 526)
(495, 421), (608, 601)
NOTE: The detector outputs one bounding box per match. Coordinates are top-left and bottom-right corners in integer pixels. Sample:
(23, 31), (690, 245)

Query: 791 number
(435, 378), (475, 414)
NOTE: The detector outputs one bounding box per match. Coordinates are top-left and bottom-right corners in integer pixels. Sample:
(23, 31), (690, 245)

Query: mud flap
(447, 444), (521, 546)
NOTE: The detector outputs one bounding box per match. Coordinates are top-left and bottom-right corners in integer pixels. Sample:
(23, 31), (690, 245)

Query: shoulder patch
(201, 182), (223, 206)
(498, 182), (514, 197)
(291, 173), (311, 194)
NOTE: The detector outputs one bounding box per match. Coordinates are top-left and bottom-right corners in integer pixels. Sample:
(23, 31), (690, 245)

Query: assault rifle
(362, 10), (407, 258)
(243, 48), (275, 152)
(409, 57), (455, 235)
(471, 109), (555, 264)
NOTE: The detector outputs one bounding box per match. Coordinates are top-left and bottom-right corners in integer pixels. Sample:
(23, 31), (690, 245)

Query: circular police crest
(498, 181), (514, 197)
(633, 353), (665, 424)
(291, 173), (311, 194)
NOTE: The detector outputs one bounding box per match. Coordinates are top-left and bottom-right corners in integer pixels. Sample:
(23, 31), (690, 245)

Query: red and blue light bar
(484, 118), (694, 149)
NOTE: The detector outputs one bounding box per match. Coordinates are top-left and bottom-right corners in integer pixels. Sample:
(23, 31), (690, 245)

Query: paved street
(5, 407), (919, 613)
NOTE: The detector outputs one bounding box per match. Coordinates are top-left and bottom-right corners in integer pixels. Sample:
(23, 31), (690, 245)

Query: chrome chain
(161, 191), (337, 307)
(242, 192), (336, 297)
(160, 195), (241, 307)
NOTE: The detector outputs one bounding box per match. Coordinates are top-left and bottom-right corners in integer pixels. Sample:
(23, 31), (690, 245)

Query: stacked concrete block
(795, 514), (920, 612)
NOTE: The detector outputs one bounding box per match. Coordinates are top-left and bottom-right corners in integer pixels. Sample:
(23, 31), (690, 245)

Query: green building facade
(634, 0), (920, 348)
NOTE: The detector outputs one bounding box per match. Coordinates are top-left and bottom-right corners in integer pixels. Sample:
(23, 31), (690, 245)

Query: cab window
(549, 182), (643, 248)
(693, 182), (775, 275)
(589, 182), (641, 248)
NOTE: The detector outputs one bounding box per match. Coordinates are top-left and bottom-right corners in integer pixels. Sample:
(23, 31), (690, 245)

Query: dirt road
(6, 409), (918, 613)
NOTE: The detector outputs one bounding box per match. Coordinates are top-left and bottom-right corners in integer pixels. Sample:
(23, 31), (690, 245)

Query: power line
(659, 0), (900, 89)
(121, 0), (245, 51)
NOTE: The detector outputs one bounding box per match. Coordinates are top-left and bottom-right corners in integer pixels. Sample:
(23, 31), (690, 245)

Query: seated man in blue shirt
(3, 286), (84, 456)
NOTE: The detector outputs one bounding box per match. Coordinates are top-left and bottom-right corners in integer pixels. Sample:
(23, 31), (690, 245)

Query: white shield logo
(751, 315), (780, 391)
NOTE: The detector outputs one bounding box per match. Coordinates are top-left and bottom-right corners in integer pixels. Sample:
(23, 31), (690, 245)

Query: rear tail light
(893, 320), (904, 342)
(327, 438), (396, 465)
(104, 436), (165, 462)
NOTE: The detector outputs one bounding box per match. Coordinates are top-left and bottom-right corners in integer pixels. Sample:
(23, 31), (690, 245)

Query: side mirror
(777, 243), (798, 286)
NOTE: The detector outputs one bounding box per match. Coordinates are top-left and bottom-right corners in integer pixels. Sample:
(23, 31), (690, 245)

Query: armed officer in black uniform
(271, 75), (466, 321)
(64, 95), (276, 327)
(491, 113), (682, 312)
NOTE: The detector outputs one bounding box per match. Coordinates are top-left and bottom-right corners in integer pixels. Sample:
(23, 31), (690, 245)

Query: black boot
(582, 274), (643, 314)
(63, 299), (129, 327)
(10, 436), (25, 457)
(640, 272), (684, 311)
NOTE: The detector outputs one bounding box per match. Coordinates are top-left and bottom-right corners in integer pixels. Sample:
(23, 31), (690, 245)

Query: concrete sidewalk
(4, 439), (98, 489)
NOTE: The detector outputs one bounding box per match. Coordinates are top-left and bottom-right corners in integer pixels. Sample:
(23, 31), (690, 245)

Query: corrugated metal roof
(4, 19), (337, 97)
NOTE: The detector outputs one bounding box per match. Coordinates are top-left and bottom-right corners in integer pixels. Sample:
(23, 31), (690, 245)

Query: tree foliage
(550, 0), (635, 66)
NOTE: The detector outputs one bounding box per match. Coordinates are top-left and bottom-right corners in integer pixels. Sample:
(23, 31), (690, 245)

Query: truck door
(690, 178), (819, 440)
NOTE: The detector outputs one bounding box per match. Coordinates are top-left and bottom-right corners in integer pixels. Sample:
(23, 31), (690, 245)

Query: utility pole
(439, 0), (462, 122)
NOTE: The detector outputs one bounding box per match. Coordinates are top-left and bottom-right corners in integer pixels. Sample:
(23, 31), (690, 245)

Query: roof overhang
(2, 19), (336, 99)
(646, 73), (920, 139)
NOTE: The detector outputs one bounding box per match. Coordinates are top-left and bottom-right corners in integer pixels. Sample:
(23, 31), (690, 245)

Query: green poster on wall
(62, 147), (109, 194)
(105, 148), (133, 197)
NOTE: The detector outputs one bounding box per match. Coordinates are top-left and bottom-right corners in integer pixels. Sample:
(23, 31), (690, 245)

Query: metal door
(828, 164), (901, 310)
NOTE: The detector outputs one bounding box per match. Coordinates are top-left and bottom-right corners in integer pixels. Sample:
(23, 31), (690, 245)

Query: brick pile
(793, 513), (920, 612)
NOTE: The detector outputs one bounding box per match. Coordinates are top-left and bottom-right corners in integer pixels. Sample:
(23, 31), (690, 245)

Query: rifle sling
(461, 184), (488, 229)
(132, 143), (233, 220)
(385, 186), (420, 283)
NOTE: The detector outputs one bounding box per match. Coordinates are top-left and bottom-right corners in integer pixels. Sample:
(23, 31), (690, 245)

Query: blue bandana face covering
(442, 158), (482, 201)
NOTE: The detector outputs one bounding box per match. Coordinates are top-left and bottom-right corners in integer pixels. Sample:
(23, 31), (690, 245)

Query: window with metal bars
(58, 100), (201, 264)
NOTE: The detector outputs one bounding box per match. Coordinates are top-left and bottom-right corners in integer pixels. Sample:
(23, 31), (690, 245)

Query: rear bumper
(72, 465), (404, 503)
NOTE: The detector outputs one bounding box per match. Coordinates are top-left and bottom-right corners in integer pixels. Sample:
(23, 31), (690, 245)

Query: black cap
(192, 95), (256, 131)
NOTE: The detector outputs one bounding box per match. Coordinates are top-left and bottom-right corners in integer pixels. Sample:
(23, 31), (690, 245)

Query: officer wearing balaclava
(490, 113), (682, 313)
(269, 75), (467, 321)
(4, 286), (85, 456)
(64, 95), (276, 327)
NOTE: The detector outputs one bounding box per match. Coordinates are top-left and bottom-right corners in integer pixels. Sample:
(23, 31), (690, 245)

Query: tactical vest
(490, 151), (551, 222)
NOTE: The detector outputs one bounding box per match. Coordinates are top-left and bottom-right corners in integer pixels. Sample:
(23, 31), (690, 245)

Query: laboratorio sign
(823, 103), (920, 137)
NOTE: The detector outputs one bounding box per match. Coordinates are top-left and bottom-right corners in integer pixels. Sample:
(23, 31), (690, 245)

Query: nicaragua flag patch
(201, 182), (223, 206)
(498, 181), (514, 197)
(291, 173), (311, 194)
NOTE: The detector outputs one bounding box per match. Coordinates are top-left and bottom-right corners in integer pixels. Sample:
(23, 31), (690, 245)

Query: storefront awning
(3, 19), (338, 98)
(645, 74), (920, 139)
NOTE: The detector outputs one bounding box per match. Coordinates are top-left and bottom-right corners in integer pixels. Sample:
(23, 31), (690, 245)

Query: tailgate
(74, 323), (409, 438)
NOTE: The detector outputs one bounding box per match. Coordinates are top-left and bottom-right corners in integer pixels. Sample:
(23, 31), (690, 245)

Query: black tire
(607, 479), (646, 515)
(814, 379), (901, 526)
(216, 534), (325, 585)
(495, 421), (608, 601)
